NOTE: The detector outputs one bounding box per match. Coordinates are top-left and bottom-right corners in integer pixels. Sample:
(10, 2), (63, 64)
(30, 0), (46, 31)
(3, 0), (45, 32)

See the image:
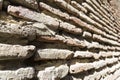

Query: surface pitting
(0, 0), (120, 80)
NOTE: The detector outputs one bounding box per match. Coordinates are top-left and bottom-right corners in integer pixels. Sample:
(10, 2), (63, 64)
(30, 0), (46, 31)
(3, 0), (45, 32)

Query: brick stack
(0, 0), (120, 80)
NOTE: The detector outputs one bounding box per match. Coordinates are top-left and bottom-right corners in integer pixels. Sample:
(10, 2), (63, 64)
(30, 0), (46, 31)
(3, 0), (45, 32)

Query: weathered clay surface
(0, 20), (36, 41)
(9, 0), (38, 10)
(70, 63), (94, 74)
(0, 67), (34, 80)
(35, 49), (73, 60)
(0, 0), (120, 80)
(0, 43), (35, 60)
(37, 65), (69, 80)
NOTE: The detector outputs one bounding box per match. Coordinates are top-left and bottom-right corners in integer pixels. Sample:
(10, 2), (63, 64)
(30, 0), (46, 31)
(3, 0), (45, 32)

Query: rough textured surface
(9, 0), (38, 10)
(70, 63), (94, 74)
(0, 67), (34, 80)
(0, 43), (35, 60)
(35, 49), (73, 60)
(37, 65), (69, 80)
(0, 0), (120, 80)
(0, 20), (36, 41)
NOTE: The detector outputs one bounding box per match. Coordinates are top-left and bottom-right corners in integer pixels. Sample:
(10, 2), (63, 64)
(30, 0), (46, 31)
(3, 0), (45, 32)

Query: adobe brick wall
(0, 0), (120, 80)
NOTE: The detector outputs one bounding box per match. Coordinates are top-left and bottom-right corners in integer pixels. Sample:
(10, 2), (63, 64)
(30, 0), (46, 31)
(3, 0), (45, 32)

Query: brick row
(87, 0), (115, 25)
(74, 51), (120, 59)
(84, 62), (120, 80)
(34, 49), (120, 60)
(93, 34), (120, 46)
(85, 0), (115, 29)
(71, 1), (88, 13)
(83, 2), (120, 40)
(70, 58), (118, 74)
(82, 2), (118, 36)
(103, 67), (120, 80)
(70, 16), (118, 42)
(0, 19), (56, 44)
(34, 49), (73, 60)
(0, 67), (34, 80)
(50, 0), (119, 41)
(37, 34), (120, 51)
(38, 2), (120, 45)
(37, 65), (69, 80)
(8, 5), (83, 35)
(99, 0), (120, 31)
(37, 35), (87, 48)
(0, 43), (35, 60)
(9, 0), (38, 11)
(0, 20), (36, 41)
